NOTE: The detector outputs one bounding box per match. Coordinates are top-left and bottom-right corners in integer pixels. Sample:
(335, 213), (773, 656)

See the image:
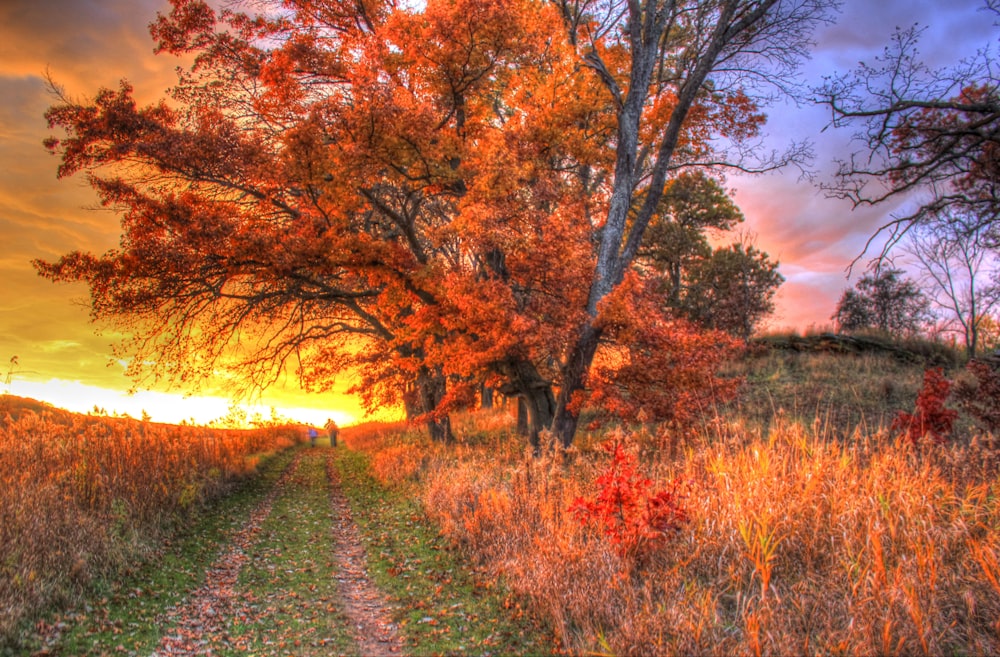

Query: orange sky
(0, 0), (993, 424)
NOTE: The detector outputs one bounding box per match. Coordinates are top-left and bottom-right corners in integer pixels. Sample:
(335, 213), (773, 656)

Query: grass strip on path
(333, 448), (559, 656)
(21, 448), (298, 657)
(151, 450), (305, 655)
(326, 450), (404, 656)
(222, 447), (358, 656)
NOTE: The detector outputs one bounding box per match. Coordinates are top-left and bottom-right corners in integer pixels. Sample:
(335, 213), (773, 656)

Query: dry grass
(347, 373), (1000, 655)
(0, 409), (300, 644)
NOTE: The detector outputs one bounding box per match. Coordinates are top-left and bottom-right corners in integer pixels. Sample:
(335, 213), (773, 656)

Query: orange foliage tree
(39, 0), (831, 448)
(546, 0), (835, 445)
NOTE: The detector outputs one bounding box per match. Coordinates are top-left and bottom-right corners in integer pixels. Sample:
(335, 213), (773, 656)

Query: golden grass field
(346, 348), (1000, 656)
(4, 344), (1000, 655)
(0, 402), (301, 642)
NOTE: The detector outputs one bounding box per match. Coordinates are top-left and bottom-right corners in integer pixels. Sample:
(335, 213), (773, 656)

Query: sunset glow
(7, 378), (362, 428)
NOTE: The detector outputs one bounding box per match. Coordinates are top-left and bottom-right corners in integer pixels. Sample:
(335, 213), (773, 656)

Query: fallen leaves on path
(150, 452), (304, 656)
(327, 452), (404, 656)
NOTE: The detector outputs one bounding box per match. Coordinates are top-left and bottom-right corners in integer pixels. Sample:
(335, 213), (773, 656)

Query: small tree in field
(906, 212), (1000, 359)
(833, 267), (931, 337)
(679, 238), (784, 340)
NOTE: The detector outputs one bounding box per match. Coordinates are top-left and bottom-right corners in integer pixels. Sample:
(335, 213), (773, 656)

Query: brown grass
(0, 409), (300, 643)
(346, 368), (1000, 655)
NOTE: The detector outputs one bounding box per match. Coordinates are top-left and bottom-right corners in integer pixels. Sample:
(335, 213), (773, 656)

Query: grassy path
(326, 452), (404, 656)
(152, 451), (307, 655)
(22, 443), (553, 656)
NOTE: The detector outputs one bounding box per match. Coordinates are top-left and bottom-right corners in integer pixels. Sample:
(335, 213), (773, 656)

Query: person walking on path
(325, 419), (339, 447)
(308, 427), (318, 447)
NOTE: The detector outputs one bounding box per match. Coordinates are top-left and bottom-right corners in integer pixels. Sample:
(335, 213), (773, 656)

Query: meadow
(4, 341), (1000, 656)
(344, 344), (1000, 656)
(0, 400), (301, 646)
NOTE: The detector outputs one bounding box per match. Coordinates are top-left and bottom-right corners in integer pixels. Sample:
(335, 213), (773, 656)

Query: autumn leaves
(38, 0), (833, 446)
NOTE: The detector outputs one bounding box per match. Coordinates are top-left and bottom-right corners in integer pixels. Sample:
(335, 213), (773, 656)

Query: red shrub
(570, 438), (687, 564)
(892, 367), (958, 444)
(954, 361), (1000, 434)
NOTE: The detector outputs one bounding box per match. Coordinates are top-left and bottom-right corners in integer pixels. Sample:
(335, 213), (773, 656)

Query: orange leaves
(588, 272), (742, 425)
(42, 0), (774, 446)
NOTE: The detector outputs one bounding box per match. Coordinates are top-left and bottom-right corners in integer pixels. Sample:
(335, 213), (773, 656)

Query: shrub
(954, 360), (1000, 434)
(891, 367), (958, 444)
(569, 435), (687, 566)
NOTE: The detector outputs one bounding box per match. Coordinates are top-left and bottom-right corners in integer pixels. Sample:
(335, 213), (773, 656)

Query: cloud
(0, 0), (179, 100)
(0, 0), (183, 397)
(814, 0), (995, 71)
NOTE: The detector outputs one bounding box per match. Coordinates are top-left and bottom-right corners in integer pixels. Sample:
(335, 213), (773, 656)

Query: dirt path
(151, 452), (303, 656)
(148, 447), (403, 656)
(326, 452), (404, 656)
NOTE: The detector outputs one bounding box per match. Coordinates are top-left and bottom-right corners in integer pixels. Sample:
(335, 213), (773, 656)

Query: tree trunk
(415, 366), (454, 444)
(498, 358), (556, 452)
(516, 397), (529, 437)
(551, 322), (602, 448)
(522, 383), (557, 454)
(481, 384), (494, 409)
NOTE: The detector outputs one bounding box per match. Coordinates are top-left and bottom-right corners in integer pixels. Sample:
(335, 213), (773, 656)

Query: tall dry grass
(0, 409), (300, 643)
(351, 403), (1000, 656)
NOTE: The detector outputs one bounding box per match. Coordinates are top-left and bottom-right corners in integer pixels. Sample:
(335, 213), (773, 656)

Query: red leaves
(954, 360), (1000, 434)
(570, 437), (688, 564)
(892, 367), (959, 445)
(587, 272), (742, 426)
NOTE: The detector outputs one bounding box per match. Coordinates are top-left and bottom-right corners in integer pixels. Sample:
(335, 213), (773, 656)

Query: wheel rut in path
(148, 448), (404, 656)
(326, 451), (404, 656)
(151, 451), (303, 656)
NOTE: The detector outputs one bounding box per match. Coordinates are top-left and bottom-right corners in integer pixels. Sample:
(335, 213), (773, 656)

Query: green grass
(15, 449), (297, 657)
(333, 448), (558, 655)
(726, 350), (929, 437)
(223, 449), (357, 656)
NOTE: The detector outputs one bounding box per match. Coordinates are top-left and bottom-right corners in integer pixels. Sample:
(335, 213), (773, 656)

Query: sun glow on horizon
(6, 378), (361, 428)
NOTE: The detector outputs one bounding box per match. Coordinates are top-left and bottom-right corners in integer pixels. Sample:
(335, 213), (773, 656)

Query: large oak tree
(39, 0), (831, 447)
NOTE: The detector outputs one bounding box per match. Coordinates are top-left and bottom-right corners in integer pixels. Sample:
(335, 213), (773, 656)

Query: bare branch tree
(905, 210), (1000, 358)
(817, 2), (1000, 258)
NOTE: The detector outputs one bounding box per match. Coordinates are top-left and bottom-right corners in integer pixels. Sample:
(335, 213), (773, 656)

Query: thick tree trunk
(551, 322), (602, 448)
(427, 414), (453, 444)
(481, 384), (494, 409)
(516, 398), (529, 437)
(523, 383), (557, 454)
(498, 358), (555, 452)
(415, 366), (454, 444)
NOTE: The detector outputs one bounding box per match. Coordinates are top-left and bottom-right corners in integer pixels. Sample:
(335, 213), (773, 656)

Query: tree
(977, 313), (1000, 353)
(586, 273), (742, 427)
(905, 211), (1000, 359)
(639, 171), (746, 307)
(818, 3), (1000, 252)
(38, 0), (572, 444)
(548, 0), (835, 446)
(38, 0), (832, 450)
(680, 237), (784, 340)
(832, 267), (931, 337)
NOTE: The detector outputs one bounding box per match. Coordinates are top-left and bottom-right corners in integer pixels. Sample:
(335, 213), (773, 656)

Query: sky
(0, 0), (995, 425)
